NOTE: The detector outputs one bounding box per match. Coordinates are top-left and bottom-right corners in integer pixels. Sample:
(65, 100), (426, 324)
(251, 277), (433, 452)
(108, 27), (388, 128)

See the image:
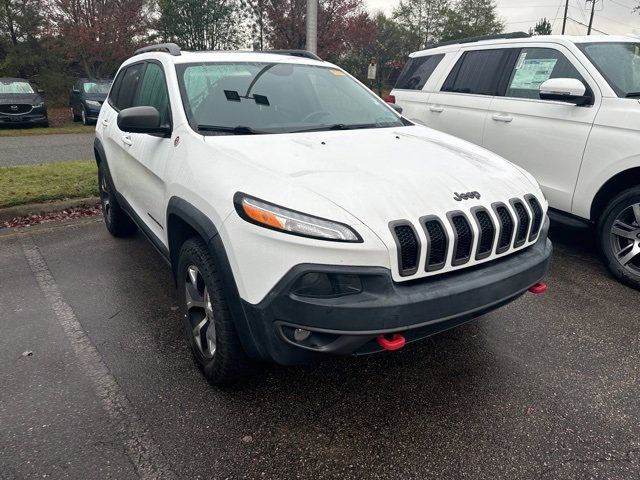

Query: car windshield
(0, 80), (34, 94)
(176, 62), (404, 134)
(579, 42), (640, 97)
(83, 81), (112, 94)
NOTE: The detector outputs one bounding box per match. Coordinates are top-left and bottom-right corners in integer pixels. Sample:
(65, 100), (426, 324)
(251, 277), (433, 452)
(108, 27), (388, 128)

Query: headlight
(234, 193), (361, 242)
(85, 100), (101, 108)
(32, 102), (44, 108)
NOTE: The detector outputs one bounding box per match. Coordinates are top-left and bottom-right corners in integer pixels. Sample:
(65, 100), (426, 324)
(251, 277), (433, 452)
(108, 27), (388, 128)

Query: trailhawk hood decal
(205, 125), (540, 227)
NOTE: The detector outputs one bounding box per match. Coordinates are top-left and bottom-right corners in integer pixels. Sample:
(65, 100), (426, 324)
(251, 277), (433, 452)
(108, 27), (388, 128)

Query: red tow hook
(528, 282), (547, 295)
(376, 333), (406, 351)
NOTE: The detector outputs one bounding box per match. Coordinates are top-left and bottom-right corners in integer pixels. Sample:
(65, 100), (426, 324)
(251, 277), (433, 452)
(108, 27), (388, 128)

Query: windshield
(0, 80), (34, 94)
(83, 81), (112, 94)
(579, 42), (640, 97)
(176, 62), (404, 134)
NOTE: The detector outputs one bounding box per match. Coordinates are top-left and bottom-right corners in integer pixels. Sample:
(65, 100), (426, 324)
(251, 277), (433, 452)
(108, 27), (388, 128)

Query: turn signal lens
(235, 194), (361, 242)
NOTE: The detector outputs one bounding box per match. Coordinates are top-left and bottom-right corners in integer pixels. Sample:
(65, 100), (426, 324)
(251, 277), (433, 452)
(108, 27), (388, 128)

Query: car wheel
(98, 161), (137, 237)
(81, 107), (88, 125)
(177, 238), (251, 385)
(70, 107), (80, 122)
(598, 186), (640, 290)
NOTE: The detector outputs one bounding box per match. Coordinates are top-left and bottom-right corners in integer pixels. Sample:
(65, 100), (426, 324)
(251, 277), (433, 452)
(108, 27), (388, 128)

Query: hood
(83, 93), (107, 102)
(0, 93), (41, 105)
(205, 125), (541, 232)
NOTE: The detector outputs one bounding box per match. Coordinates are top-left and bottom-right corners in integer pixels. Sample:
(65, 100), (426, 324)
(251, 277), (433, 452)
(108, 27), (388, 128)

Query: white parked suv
(391, 33), (640, 289)
(95, 43), (551, 384)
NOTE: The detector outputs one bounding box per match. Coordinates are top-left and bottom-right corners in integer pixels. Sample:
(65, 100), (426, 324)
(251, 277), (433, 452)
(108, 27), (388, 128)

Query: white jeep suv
(95, 43), (551, 384)
(391, 33), (640, 289)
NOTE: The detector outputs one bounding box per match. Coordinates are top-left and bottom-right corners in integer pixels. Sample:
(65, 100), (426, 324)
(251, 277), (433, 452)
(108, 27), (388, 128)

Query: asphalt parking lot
(0, 133), (94, 166)
(1, 217), (638, 480)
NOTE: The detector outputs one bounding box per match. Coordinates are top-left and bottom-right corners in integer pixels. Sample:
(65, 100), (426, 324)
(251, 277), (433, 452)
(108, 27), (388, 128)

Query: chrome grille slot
(526, 194), (543, 241)
(472, 208), (495, 260)
(390, 222), (420, 277)
(448, 213), (473, 266)
(511, 199), (531, 248)
(421, 216), (448, 271)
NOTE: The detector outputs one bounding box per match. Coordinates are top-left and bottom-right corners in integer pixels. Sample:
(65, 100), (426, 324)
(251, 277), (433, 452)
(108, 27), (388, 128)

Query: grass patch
(0, 124), (94, 137)
(0, 160), (98, 208)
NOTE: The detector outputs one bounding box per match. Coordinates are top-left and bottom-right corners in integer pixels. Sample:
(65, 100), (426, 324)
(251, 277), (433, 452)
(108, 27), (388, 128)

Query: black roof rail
(134, 43), (181, 56)
(265, 50), (323, 61)
(424, 32), (531, 50)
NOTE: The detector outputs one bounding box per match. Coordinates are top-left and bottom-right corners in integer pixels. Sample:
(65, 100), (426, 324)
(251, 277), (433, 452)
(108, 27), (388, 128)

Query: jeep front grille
(391, 222), (420, 276)
(389, 194), (544, 280)
(473, 208), (495, 260)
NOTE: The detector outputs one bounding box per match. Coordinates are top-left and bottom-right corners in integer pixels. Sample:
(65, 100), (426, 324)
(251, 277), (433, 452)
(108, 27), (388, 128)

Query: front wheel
(98, 161), (137, 237)
(598, 187), (640, 289)
(177, 238), (251, 385)
(81, 107), (88, 125)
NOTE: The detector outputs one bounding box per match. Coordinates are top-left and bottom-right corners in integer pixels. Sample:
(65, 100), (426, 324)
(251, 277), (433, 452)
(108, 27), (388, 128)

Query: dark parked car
(69, 78), (112, 125)
(0, 78), (48, 127)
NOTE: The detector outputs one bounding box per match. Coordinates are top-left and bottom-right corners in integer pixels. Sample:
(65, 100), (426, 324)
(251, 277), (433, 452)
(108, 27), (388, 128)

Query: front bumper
(0, 112), (48, 126)
(238, 222), (553, 366)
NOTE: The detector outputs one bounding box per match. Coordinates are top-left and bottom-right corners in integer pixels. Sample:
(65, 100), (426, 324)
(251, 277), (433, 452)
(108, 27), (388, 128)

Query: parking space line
(20, 236), (177, 480)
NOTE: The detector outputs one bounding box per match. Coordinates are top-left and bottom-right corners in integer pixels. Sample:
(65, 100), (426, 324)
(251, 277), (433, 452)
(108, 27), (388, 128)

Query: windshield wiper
(294, 123), (380, 133)
(625, 92), (640, 98)
(197, 125), (266, 135)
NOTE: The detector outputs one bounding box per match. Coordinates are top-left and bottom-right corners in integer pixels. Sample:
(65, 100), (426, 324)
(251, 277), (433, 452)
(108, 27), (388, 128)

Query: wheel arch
(166, 196), (263, 359)
(93, 137), (106, 167)
(590, 167), (640, 222)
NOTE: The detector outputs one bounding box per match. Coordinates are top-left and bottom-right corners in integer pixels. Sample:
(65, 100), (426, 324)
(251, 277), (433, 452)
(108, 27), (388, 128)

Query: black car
(69, 78), (112, 125)
(0, 78), (48, 127)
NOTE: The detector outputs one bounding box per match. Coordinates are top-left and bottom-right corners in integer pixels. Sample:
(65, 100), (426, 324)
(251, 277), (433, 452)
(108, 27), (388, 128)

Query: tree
(0, 0), (43, 46)
(242, 0), (269, 50)
(440, 0), (503, 43)
(261, 0), (375, 59)
(50, 0), (152, 78)
(392, 0), (450, 50)
(157, 0), (245, 51)
(530, 17), (552, 36)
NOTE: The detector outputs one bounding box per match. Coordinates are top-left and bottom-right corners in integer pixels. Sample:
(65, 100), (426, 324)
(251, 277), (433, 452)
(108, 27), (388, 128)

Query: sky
(363, 0), (640, 36)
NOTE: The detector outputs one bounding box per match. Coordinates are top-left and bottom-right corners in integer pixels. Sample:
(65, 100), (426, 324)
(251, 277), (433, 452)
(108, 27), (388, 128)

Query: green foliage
(393, 0), (450, 50)
(440, 0), (504, 43)
(530, 17), (552, 36)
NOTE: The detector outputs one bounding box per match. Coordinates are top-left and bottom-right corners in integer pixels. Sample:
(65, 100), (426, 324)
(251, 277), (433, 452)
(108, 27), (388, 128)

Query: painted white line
(21, 236), (177, 480)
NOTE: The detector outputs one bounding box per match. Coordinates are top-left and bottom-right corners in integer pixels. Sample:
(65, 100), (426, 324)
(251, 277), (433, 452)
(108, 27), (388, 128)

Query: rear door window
(442, 49), (510, 96)
(504, 48), (587, 100)
(395, 54), (445, 90)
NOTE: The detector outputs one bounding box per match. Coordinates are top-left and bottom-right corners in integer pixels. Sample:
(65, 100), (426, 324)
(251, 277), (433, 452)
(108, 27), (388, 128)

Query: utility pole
(587, 0), (597, 35)
(306, 0), (318, 55)
(561, 0), (569, 34)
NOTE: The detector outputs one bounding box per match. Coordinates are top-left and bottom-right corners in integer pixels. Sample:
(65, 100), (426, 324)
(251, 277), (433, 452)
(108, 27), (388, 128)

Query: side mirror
(117, 106), (170, 136)
(72, 88), (80, 94)
(539, 78), (592, 106)
(37, 89), (45, 95)
(388, 103), (403, 115)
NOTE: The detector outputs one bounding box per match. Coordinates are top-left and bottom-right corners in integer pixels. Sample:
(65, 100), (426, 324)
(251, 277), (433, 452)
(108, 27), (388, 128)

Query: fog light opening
(293, 328), (311, 342)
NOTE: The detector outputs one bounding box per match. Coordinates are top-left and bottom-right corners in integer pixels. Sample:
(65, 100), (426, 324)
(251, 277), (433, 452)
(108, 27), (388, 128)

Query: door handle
(122, 135), (133, 146)
(492, 113), (513, 123)
(429, 105), (444, 113)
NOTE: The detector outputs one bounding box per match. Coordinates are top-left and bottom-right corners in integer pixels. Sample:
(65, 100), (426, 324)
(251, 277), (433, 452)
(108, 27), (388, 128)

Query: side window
(395, 54), (445, 90)
(108, 72), (124, 107)
(442, 49), (509, 96)
(135, 63), (170, 125)
(114, 63), (144, 111)
(504, 48), (587, 100)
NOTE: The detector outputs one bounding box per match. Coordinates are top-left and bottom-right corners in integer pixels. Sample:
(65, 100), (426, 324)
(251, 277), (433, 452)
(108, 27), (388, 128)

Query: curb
(0, 197), (100, 223)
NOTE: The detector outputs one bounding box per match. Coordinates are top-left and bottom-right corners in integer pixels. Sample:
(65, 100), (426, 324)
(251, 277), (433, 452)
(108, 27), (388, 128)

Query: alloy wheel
(610, 203), (640, 275)
(99, 171), (111, 218)
(184, 265), (216, 359)
(81, 109), (87, 125)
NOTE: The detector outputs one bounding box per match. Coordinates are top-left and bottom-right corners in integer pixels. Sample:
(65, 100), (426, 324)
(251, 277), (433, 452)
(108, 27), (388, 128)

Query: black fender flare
(166, 197), (265, 360)
(94, 137), (106, 167)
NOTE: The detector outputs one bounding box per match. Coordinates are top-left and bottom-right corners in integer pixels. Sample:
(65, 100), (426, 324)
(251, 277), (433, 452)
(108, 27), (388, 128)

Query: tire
(598, 186), (640, 290)
(71, 107), (80, 122)
(177, 238), (251, 385)
(81, 107), (88, 125)
(98, 161), (137, 237)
